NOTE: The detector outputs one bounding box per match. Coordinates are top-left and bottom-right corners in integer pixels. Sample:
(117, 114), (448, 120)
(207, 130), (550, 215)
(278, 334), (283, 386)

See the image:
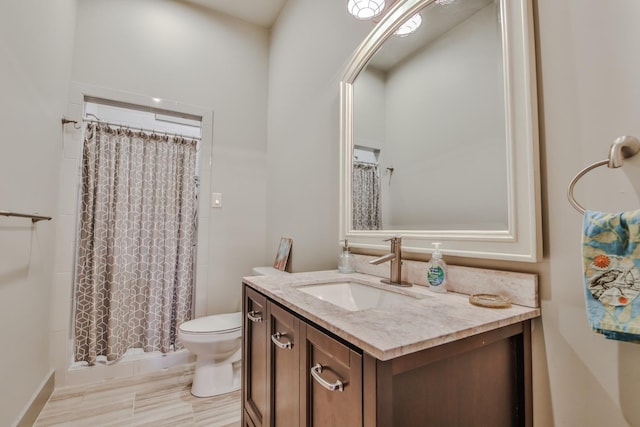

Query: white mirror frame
(339, 0), (541, 262)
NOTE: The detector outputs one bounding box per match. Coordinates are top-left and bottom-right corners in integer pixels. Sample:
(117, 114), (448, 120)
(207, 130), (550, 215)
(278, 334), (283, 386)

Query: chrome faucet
(368, 236), (412, 287)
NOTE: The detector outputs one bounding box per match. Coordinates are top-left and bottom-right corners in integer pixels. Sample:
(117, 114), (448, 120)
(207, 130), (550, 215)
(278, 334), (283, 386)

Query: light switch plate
(211, 192), (222, 208)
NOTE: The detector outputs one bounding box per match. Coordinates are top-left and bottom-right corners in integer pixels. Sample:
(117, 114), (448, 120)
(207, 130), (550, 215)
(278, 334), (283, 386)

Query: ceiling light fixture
(435, 0), (455, 5)
(347, 0), (386, 20)
(395, 13), (422, 37)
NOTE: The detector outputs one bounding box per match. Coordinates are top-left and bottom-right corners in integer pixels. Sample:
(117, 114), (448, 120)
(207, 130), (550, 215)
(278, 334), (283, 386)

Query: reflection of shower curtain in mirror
(74, 123), (198, 365)
(353, 161), (381, 230)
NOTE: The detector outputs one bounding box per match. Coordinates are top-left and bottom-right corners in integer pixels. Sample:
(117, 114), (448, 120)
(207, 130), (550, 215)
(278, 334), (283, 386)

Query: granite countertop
(242, 269), (540, 361)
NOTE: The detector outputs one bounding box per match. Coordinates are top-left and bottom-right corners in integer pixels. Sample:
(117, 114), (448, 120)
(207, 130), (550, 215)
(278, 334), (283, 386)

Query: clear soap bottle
(338, 240), (355, 273)
(427, 242), (447, 292)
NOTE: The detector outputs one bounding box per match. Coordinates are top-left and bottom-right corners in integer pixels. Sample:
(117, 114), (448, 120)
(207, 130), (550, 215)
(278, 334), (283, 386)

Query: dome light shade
(347, 0), (386, 20)
(395, 13), (422, 37)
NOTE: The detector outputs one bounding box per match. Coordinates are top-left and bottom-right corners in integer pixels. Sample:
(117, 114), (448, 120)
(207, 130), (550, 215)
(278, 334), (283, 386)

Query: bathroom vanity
(241, 0), (542, 423)
(241, 269), (539, 427)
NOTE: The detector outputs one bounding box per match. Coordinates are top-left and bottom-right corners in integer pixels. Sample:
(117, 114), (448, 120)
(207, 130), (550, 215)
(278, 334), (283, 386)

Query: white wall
(269, 0), (640, 425)
(535, 0), (640, 425)
(386, 4), (506, 229)
(47, 0), (270, 387)
(71, 0), (269, 313)
(267, 0), (371, 272)
(353, 68), (386, 151)
(352, 68), (392, 227)
(0, 1), (77, 425)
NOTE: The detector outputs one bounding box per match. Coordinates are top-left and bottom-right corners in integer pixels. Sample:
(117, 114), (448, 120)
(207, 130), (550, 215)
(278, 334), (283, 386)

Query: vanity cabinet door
(243, 287), (269, 427)
(301, 323), (363, 427)
(268, 302), (302, 427)
(243, 410), (257, 427)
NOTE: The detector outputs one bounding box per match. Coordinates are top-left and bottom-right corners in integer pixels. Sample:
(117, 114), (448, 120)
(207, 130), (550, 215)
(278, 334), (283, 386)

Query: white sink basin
(296, 281), (418, 312)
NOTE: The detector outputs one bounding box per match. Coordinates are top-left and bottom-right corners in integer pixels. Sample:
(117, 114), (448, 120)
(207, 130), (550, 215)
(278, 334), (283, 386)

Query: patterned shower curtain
(74, 123), (198, 365)
(353, 161), (381, 230)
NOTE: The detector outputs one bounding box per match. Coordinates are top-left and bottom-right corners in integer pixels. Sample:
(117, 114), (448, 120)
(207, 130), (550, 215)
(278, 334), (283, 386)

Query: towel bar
(567, 136), (640, 214)
(0, 210), (52, 223)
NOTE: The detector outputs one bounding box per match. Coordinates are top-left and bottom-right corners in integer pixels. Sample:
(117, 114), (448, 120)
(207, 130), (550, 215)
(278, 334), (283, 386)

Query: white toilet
(178, 312), (242, 397)
(251, 266), (291, 276)
(178, 266), (289, 398)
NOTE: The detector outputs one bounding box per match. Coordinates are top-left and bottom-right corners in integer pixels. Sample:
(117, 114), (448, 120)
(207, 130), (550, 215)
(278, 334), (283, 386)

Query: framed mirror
(339, 0), (541, 262)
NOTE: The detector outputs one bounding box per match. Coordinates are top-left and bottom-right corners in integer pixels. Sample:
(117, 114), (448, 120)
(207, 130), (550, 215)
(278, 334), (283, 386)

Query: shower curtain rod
(354, 160), (378, 165)
(83, 118), (201, 141)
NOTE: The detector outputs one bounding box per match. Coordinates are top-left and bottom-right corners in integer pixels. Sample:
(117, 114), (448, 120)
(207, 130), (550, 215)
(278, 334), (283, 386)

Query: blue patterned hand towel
(583, 210), (640, 342)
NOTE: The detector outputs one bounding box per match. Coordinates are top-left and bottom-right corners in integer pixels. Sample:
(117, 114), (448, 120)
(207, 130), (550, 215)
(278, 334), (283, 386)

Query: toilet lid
(179, 312), (242, 334)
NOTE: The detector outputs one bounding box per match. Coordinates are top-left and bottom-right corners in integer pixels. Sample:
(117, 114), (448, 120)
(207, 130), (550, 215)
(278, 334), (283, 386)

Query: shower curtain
(353, 161), (381, 230)
(74, 123), (198, 365)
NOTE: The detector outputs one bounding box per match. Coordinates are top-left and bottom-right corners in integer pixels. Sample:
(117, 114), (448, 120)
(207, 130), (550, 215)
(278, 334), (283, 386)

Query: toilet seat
(179, 312), (242, 335)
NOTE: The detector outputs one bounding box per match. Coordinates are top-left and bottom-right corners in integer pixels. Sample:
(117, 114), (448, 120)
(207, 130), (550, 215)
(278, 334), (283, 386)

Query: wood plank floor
(34, 365), (241, 426)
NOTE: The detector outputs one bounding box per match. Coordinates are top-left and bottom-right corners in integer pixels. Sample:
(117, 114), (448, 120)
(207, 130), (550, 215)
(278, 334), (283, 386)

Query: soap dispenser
(338, 240), (355, 273)
(426, 242), (447, 292)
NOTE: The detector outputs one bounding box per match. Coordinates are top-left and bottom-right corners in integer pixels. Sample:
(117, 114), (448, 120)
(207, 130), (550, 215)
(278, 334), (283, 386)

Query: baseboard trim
(13, 369), (55, 427)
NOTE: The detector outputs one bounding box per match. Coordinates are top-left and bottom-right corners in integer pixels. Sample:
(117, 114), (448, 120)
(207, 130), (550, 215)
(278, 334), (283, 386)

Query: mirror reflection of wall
(352, 0), (508, 231)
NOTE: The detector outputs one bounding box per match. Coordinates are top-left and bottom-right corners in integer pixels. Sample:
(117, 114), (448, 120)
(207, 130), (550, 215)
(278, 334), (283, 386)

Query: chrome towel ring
(567, 136), (640, 214)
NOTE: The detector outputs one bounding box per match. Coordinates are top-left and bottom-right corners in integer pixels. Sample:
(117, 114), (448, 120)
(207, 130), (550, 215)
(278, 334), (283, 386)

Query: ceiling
(180, 0), (493, 71)
(182, 0), (288, 27)
(370, 0), (494, 71)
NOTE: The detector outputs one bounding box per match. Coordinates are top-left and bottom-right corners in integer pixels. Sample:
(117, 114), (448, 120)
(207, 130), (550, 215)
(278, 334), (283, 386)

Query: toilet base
(191, 357), (241, 398)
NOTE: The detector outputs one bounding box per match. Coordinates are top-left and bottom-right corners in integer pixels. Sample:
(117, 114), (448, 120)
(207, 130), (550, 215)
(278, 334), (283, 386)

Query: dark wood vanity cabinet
(243, 284), (532, 427)
(243, 285), (362, 427)
(243, 287), (268, 426)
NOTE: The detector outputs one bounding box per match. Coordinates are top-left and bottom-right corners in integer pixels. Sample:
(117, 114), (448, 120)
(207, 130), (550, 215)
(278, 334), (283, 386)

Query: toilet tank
(251, 266), (290, 276)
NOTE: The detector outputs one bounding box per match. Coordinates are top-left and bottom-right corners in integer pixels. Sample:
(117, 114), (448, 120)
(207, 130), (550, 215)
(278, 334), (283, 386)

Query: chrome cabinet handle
(271, 332), (292, 349)
(247, 310), (262, 323)
(310, 364), (344, 392)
